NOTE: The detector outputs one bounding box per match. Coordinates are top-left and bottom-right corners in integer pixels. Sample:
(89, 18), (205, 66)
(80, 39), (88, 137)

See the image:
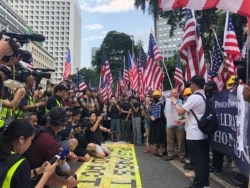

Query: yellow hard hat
(152, 90), (161, 96)
(183, 88), (191, 96)
(226, 76), (237, 88)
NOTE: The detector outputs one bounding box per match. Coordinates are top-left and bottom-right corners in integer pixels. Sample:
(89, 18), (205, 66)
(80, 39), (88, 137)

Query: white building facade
(3, 0), (82, 83)
(156, 17), (183, 60)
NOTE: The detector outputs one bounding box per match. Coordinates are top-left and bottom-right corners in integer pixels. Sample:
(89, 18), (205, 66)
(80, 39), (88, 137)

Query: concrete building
(0, 0), (55, 87)
(3, 0), (82, 83)
(156, 17), (183, 60)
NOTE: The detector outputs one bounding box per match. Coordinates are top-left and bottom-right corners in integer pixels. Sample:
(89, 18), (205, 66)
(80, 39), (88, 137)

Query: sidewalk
(170, 160), (240, 188)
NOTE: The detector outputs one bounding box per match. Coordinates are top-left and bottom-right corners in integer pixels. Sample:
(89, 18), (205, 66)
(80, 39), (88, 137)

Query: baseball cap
(48, 107), (67, 126)
(189, 75), (205, 87)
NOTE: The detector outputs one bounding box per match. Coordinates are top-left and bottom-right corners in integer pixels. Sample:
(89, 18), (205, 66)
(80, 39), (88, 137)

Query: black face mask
(153, 96), (159, 103)
(237, 68), (246, 83)
(205, 89), (215, 99)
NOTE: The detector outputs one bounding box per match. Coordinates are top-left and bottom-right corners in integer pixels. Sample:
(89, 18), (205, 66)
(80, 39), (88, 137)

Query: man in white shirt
(171, 75), (209, 188)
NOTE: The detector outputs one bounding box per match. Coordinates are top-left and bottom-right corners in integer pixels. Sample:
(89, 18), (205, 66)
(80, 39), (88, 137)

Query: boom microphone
(4, 32), (45, 42)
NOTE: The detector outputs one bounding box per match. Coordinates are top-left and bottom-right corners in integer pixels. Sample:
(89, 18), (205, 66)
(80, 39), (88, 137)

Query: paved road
(68, 143), (238, 188)
(135, 145), (225, 188)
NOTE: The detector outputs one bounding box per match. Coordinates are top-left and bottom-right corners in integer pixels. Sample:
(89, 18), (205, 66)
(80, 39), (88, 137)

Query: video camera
(0, 30), (45, 64)
(0, 63), (54, 88)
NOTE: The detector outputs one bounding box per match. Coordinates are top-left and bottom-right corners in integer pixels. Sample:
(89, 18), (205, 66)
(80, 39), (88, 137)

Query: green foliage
(91, 31), (142, 85)
(70, 67), (99, 88)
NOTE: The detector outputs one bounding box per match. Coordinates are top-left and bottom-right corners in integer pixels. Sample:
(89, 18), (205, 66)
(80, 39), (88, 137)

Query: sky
(78, 0), (154, 68)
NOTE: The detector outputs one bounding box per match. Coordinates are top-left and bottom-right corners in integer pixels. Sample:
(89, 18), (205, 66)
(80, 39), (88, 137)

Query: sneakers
(165, 156), (174, 161)
(179, 158), (185, 163)
(223, 161), (234, 168)
(184, 170), (195, 178)
(144, 148), (151, 153)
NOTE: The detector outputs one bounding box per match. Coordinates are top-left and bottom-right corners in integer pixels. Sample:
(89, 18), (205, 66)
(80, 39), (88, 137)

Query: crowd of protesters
(0, 39), (250, 188)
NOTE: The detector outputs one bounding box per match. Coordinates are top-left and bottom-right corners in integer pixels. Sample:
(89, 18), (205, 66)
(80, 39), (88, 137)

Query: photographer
(14, 74), (46, 119)
(46, 84), (68, 111)
(0, 39), (22, 65)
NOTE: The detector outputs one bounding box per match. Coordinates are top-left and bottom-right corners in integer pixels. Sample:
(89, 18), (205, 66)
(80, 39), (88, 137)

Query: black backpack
(191, 93), (219, 134)
(0, 154), (23, 186)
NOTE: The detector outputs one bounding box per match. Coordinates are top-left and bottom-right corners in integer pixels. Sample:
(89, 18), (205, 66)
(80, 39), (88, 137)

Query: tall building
(156, 17), (183, 60)
(3, 0), (82, 83)
(0, 0), (55, 87)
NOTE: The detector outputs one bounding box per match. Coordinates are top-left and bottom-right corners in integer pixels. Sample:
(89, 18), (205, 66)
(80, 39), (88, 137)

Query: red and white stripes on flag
(63, 49), (71, 79)
(180, 9), (207, 81)
(174, 56), (185, 94)
(158, 0), (250, 17)
(27, 62), (34, 72)
(128, 51), (138, 91)
(99, 52), (113, 101)
(223, 12), (241, 61)
(144, 33), (164, 91)
(180, 9), (199, 81)
(196, 26), (207, 81)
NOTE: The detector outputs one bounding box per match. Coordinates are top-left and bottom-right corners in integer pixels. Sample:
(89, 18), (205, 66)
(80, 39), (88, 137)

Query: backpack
(0, 154), (23, 186)
(191, 93), (219, 134)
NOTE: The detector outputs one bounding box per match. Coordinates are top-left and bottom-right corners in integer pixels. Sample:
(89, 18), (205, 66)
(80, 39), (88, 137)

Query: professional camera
(0, 30), (45, 64)
(0, 63), (54, 87)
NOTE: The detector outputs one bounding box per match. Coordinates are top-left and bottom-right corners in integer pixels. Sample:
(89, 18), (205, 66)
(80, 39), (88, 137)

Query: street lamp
(130, 35), (134, 57)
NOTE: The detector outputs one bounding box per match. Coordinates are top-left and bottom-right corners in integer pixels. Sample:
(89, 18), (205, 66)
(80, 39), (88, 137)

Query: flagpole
(163, 43), (173, 89)
(246, 33), (250, 85)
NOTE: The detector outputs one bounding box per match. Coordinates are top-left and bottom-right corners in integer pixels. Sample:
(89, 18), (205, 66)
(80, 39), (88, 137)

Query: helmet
(183, 88), (191, 96)
(226, 76), (237, 88)
(152, 90), (161, 96)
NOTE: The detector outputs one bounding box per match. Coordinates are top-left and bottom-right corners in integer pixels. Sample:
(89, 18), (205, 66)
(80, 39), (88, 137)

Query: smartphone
(49, 154), (60, 164)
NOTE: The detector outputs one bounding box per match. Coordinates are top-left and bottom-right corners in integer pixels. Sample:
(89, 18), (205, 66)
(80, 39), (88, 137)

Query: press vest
(14, 91), (34, 119)
(46, 98), (62, 113)
(2, 158), (25, 187)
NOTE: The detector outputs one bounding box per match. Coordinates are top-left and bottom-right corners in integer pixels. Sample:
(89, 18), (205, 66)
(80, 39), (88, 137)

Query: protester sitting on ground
(84, 112), (112, 158)
(0, 119), (58, 188)
(57, 109), (78, 152)
(71, 109), (98, 161)
(23, 112), (38, 126)
(26, 107), (78, 188)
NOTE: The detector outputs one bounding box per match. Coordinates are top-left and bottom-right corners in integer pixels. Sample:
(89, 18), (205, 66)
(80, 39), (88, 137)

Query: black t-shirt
(131, 102), (141, 117)
(84, 120), (101, 145)
(108, 104), (120, 119)
(46, 94), (62, 110)
(119, 101), (131, 119)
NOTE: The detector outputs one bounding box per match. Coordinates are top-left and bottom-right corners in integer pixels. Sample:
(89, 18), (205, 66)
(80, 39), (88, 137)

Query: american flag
(99, 51), (113, 101)
(118, 76), (130, 96)
(128, 51), (138, 91)
(137, 47), (147, 96)
(180, 9), (199, 81)
(27, 62), (34, 72)
(223, 11), (241, 61)
(196, 23), (207, 81)
(211, 37), (232, 90)
(99, 78), (108, 101)
(174, 56), (184, 94)
(144, 33), (164, 90)
(78, 75), (87, 91)
(123, 56), (129, 86)
(101, 52), (113, 85)
(63, 49), (71, 79)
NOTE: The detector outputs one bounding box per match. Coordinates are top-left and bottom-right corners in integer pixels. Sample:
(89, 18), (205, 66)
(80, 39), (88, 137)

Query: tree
(70, 67), (99, 88)
(91, 31), (140, 84)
